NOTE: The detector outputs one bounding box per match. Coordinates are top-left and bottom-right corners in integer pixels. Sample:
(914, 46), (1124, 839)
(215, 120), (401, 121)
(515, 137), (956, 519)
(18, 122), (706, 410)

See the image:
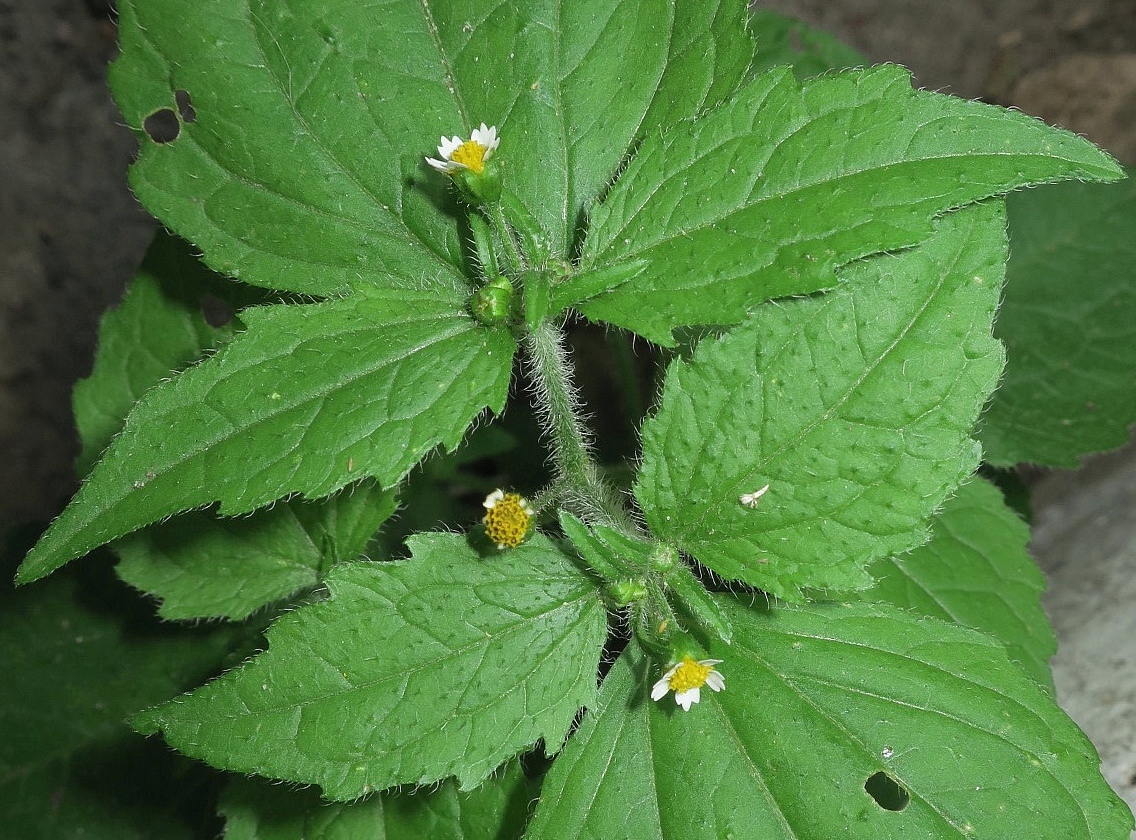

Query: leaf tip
(14, 543), (62, 586)
(130, 706), (164, 736)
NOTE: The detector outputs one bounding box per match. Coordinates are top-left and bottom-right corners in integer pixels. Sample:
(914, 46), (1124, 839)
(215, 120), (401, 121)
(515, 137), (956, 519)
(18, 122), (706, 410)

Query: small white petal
(426, 156), (456, 173)
(483, 489), (505, 509)
(650, 677), (671, 702)
(437, 135), (463, 158)
(674, 687), (700, 711)
(705, 671), (725, 692)
(472, 122), (499, 154)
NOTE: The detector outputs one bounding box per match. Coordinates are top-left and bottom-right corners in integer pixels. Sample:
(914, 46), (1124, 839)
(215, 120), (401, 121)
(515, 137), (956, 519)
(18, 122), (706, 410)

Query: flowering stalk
(522, 320), (634, 532)
(429, 123), (635, 536)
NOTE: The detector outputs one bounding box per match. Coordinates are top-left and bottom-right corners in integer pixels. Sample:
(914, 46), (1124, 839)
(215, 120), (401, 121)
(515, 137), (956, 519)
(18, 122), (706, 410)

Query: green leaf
(549, 260), (648, 315)
(73, 231), (266, 477)
(634, 0), (754, 139)
(134, 533), (607, 800)
(525, 602), (1134, 840)
(979, 169), (1136, 466)
(748, 9), (868, 81)
(579, 64), (1122, 344)
(116, 482), (397, 621)
(0, 548), (241, 839)
(110, 0), (744, 283)
(19, 288), (514, 584)
(220, 762), (534, 840)
(423, 0), (677, 257)
(859, 477), (1056, 689)
(558, 511), (638, 582)
(635, 202), (1007, 601)
(664, 563), (734, 645)
(111, 0), (470, 296)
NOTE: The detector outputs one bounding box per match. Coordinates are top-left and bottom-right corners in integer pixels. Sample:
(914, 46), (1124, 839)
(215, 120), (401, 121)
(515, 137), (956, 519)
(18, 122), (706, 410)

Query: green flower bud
(470, 275), (516, 326)
(452, 158), (502, 205)
(610, 579), (648, 606)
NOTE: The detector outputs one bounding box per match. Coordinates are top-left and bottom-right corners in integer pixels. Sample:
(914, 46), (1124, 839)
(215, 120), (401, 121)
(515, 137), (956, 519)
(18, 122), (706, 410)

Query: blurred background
(2, 0), (1134, 818)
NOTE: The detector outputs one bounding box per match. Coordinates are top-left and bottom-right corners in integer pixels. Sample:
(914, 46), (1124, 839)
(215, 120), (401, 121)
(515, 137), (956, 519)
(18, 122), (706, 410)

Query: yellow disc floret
(651, 655), (725, 711)
(451, 140), (490, 173)
(668, 656), (714, 692)
(483, 489), (535, 549)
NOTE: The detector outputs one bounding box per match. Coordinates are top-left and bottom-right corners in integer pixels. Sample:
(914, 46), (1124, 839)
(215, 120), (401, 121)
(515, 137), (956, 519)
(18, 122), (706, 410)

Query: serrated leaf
(979, 169), (1136, 467)
(116, 481), (397, 621)
(525, 602), (1134, 840)
(636, 202), (1007, 600)
(859, 477), (1056, 689)
(221, 762), (533, 840)
(748, 9), (868, 81)
(110, 0), (745, 286)
(578, 64), (1122, 344)
(0, 550), (241, 840)
(19, 289), (514, 584)
(111, 0), (470, 296)
(73, 231), (266, 477)
(135, 533), (606, 800)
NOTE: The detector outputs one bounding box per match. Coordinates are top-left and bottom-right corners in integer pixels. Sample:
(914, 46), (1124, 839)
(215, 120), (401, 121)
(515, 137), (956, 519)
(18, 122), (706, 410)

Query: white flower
(651, 656), (725, 711)
(426, 123), (499, 174)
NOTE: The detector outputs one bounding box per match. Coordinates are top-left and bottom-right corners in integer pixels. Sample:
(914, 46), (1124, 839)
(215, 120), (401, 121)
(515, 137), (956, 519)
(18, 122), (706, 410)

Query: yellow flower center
(669, 657), (713, 692)
(484, 493), (532, 548)
(451, 140), (489, 173)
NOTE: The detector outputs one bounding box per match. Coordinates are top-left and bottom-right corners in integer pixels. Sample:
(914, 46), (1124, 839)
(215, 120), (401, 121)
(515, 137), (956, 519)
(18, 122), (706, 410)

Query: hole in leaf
(200, 293), (234, 328)
(143, 108), (180, 143)
(865, 771), (910, 811)
(174, 89), (197, 123)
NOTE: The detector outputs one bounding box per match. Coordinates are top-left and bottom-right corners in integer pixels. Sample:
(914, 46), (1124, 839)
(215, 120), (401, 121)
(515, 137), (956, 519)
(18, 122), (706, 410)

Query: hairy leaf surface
(135, 533), (606, 799)
(117, 482), (396, 620)
(109, 0), (749, 284)
(220, 763), (533, 840)
(73, 231), (264, 476)
(525, 603), (1134, 840)
(634, 0), (753, 142)
(579, 64), (1121, 343)
(861, 477), (1056, 689)
(980, 170), (1136, 466)
(111, 0), (468, 296)
(637, 202), (1006, 600)
(20, 289), (513, 583)
(70, 234), (399, 618)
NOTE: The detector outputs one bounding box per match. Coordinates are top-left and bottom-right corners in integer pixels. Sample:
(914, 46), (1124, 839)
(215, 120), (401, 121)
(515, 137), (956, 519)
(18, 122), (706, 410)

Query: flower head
(426, 123), (499, 175)
(651, 656), (725, 711)
(482, 489), (535, 550)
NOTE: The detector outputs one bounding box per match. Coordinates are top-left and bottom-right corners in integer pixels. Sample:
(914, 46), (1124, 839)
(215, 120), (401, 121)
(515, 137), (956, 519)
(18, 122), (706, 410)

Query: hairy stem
(523, 320), (636, 532)
(488, 202), (526, 274)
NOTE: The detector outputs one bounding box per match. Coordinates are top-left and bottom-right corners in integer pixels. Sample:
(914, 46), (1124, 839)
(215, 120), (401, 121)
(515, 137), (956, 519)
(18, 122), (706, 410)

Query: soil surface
(2, 0), (1135, 825)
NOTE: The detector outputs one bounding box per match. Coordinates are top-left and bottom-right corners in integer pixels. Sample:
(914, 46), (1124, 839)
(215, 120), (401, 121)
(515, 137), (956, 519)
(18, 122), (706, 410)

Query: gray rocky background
(2, 0), (1134, 825)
